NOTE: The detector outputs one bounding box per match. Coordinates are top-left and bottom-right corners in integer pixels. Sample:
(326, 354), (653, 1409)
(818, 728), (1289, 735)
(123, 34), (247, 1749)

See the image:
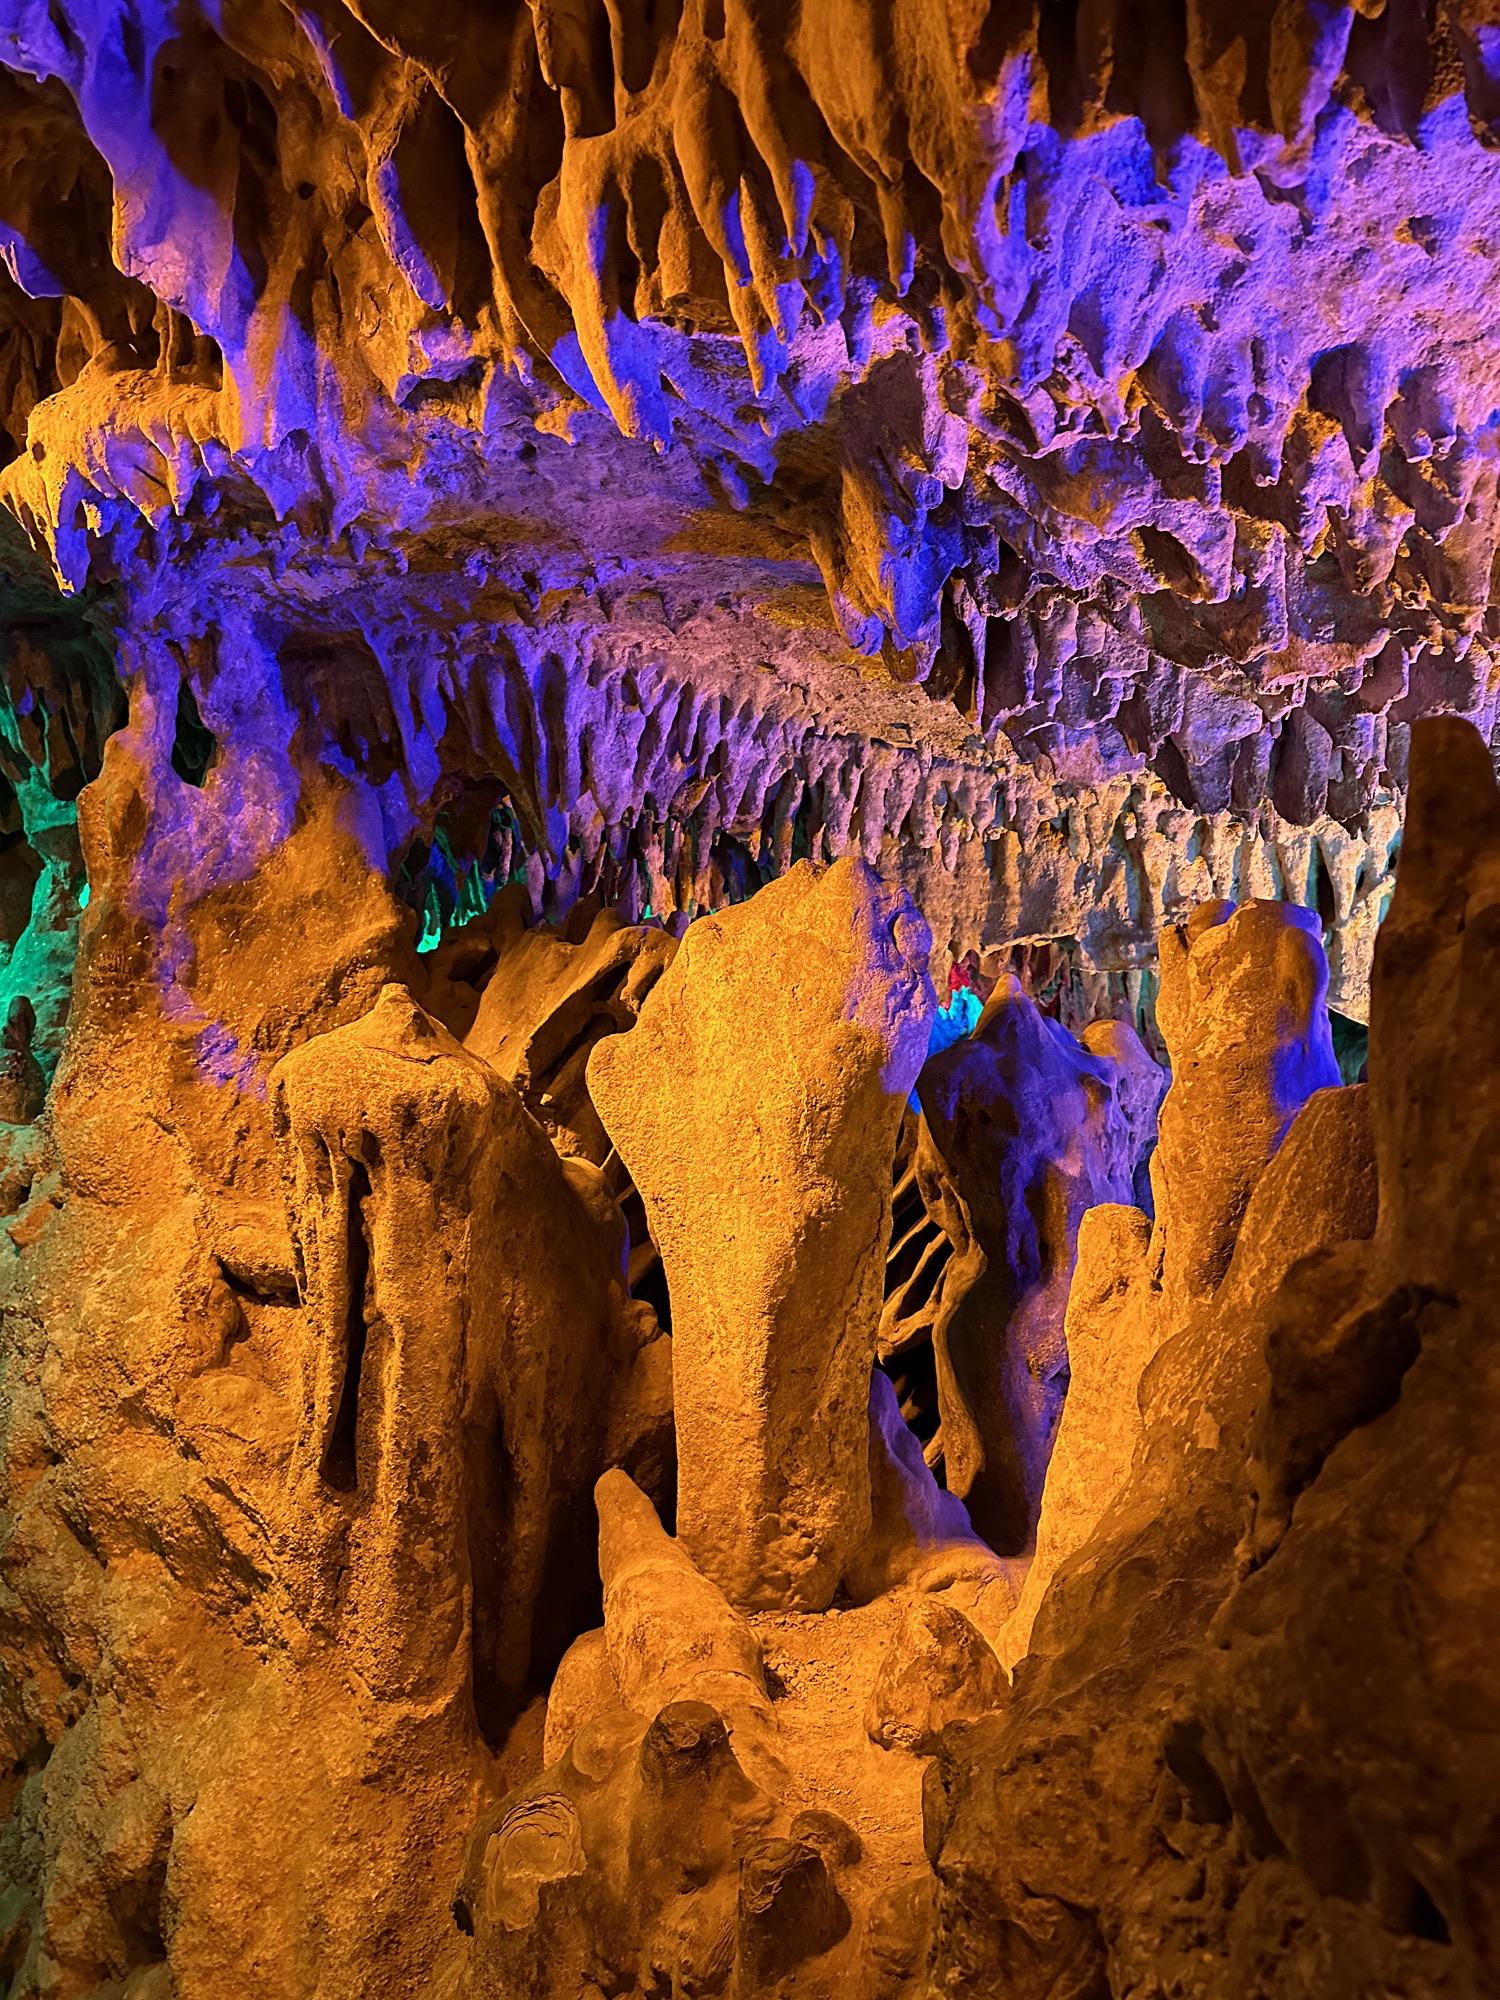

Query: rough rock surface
(5, 0), (1499, 1036)
(913, 978), (1158, 1551)
(0, 865), (658, 1997)
(863, 1597), (1008, 1758)
(477, 1469), (928, 2000)
(926, 720), (1490, 1999)
(1, 4), (1499, 1994)
(448, 895), (677, 1160)
(844, 1366), (1022, 1646)
(1150, 895), (1341, 1303)
(997, 1199), (1156, 1669)
(270, 983), (642, 1728)
(589, 855), (933, 1610)
(1194, 718), (1500, 1985)
(2, 716), (1495, 1997)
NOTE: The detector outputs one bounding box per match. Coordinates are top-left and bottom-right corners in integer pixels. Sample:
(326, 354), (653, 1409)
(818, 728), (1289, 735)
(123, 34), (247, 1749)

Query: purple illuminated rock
(914, 979), (1153, 1553)
(2, 8), (1499, 1995)
(0, 2), (1491, 1026)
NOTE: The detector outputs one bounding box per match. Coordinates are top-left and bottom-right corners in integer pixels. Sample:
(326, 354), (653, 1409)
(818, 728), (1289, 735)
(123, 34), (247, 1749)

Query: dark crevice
(881, 1338), (942, 1454)
(1313, 844), (1338, 932)
(321, 1160), (372, 1493)
(1402, 1877), (1451, 1946)
(170, 677), (217, 787)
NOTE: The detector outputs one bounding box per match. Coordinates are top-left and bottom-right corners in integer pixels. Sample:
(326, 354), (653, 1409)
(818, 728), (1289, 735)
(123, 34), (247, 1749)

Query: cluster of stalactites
(0, 2), (1493, 850)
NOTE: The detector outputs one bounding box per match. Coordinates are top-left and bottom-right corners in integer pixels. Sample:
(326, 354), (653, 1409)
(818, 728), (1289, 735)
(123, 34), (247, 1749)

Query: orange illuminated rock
(0, 997), (44, 1124)
(270, 983), (636, 1728)
(455, 900), (677, 1160)
(490, 1469), (942, 1999)
(998, 1201), (1157, 1669)
(845, 1367), (1022, 1644)
(864, 1597), (1008, 1756)
(1150, 899), (1340, 1304)
(588, 857), (934, 1610)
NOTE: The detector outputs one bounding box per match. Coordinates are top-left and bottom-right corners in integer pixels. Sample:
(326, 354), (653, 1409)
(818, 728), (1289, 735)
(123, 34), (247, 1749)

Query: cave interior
(0, 5), (1497, 1998)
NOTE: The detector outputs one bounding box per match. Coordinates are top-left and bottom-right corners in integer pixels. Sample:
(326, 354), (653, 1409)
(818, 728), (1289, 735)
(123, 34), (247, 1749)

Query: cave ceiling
(1, 1), (1499, 999)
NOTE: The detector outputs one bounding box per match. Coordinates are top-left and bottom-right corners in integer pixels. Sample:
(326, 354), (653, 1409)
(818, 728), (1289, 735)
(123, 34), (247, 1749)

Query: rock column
(588, 858), (933, 1610)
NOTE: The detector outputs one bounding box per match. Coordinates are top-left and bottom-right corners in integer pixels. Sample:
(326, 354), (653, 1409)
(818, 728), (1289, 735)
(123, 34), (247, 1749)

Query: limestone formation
(588, 856), (934, 1610)
(864, 1597), (1009, 1758)
(1188, 720), (1500, 1986)
(1, 3), (1498, 1995)
(844, 1366), (1023, 1645)
(474, 1471), (899, 2000)
(1150, 897), (1342, 1304)
(270, 984), (641, 1726)
(913, 979), (1158, 1551)
(0, 995), (44, 1123)
(923, 732), (1495, 1998)
(0, 0), (1486, 1041)
(997, 1201), (1157, 1669)
(439, 894), (677, 1162)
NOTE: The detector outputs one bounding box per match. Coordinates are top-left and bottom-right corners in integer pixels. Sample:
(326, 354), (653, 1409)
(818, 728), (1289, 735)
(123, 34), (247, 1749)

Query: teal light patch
(78, 882), (90, 909)
(416, 883), (443, 953)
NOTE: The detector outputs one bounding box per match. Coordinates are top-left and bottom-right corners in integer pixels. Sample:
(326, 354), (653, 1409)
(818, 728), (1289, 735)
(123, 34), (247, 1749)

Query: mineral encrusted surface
(7, 0), (1500, 1030)
(1, 7), (1499, 1999)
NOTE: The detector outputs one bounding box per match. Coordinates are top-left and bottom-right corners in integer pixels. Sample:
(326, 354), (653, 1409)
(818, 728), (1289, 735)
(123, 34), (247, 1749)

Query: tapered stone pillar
(589, 859), (933, 1610)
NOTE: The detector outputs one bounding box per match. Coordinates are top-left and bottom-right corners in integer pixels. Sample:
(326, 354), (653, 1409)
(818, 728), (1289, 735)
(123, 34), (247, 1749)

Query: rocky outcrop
(1188, 717), (1500, 1985)
(844, 1366), (1022, 1644)
(3, 711), (1495, 1996)
(863, 1597), (1008, 1758)
(0, 892), (661, 1996)
(996, 1199), (1157, 1669)
(0, 515), (119, 1079)
(1150, 897), (1341, 1304)
(472, 1470), (908, 2000)
(3, 2), (1500, 1988)
(926, 719), (1486, 1998)
(270, 984), (644, 1729)
(589, 856), (933, 1610)
(442, 895), (677, 1160)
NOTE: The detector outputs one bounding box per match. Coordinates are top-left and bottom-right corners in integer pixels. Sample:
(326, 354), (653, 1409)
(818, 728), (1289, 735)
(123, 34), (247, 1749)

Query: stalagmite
(1, 1), (1497, 1991)
(588, 856), (933, 1610)
(1150, 899), (1342, 1305)
(914, 980), (1157, 1551)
